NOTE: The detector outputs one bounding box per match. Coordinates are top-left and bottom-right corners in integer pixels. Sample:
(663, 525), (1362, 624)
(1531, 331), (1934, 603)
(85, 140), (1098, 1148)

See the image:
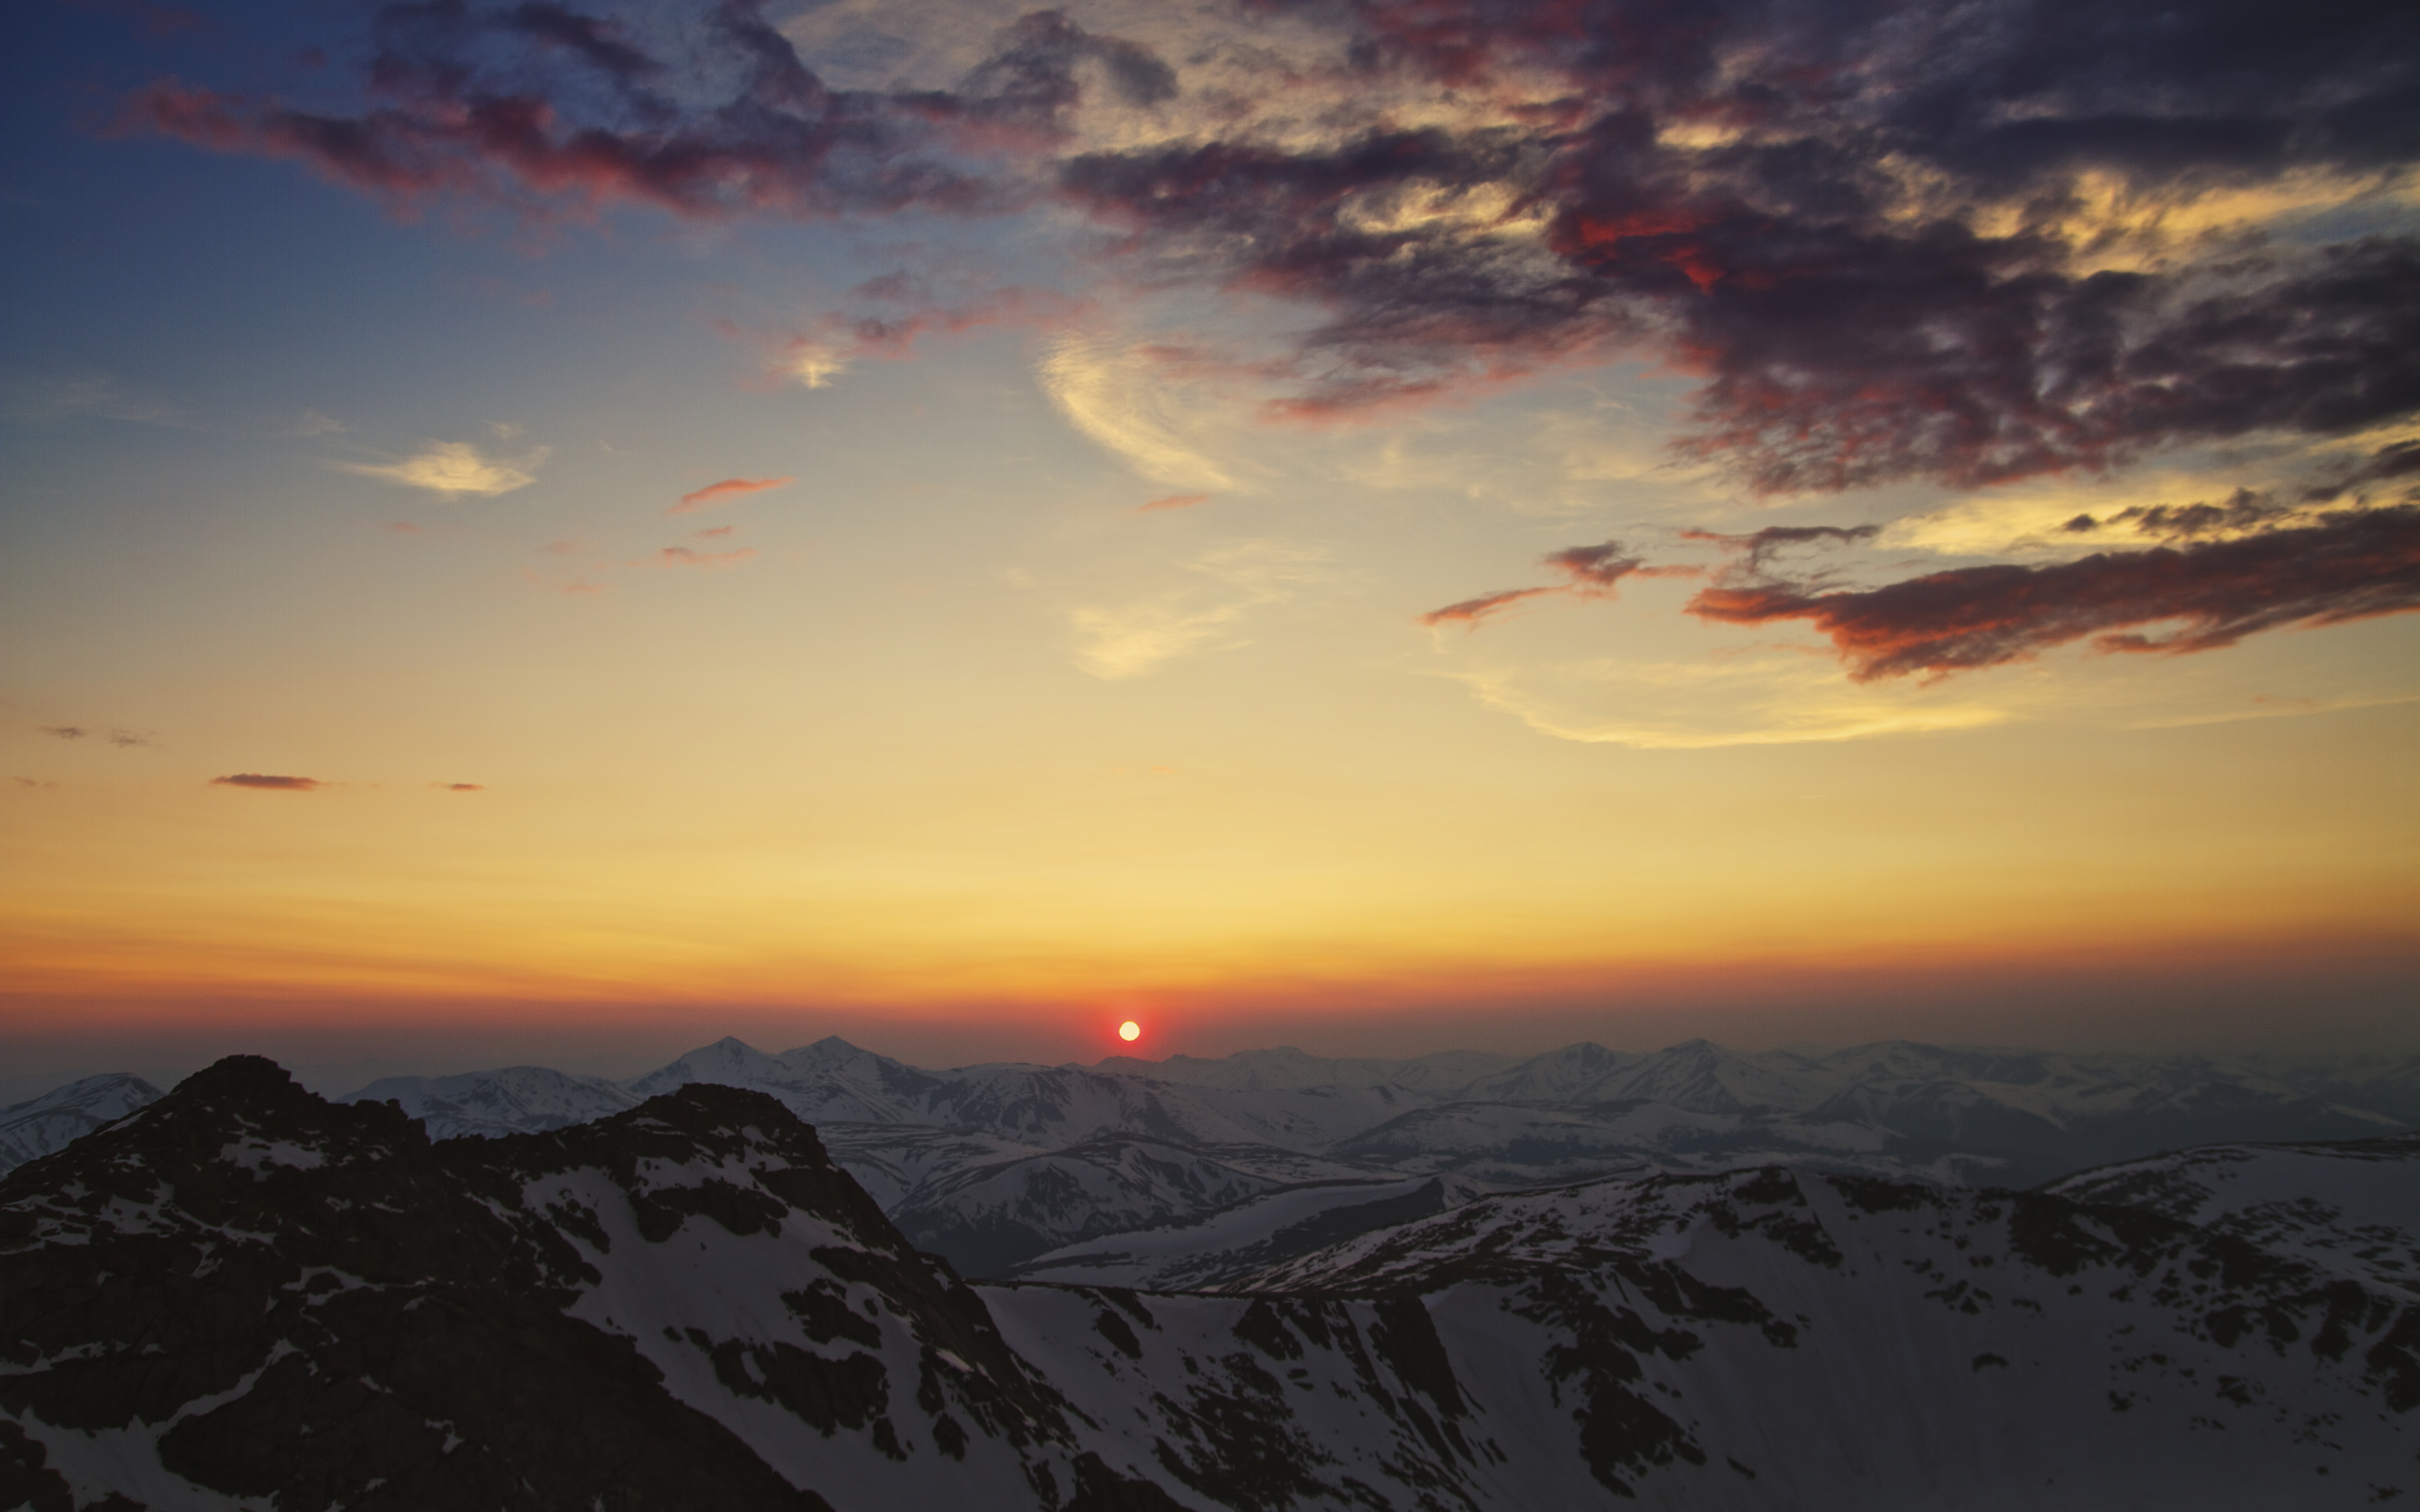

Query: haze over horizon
(4, 0), (2415, 1081)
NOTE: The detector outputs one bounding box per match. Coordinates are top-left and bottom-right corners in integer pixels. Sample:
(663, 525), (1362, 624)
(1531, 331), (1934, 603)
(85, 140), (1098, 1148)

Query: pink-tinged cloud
(1688, 507), (2420, 682)
(1420, 539), (1660, 629)
(212, 773), (321, 791)
(670, 477), (792, 516)
(691, 525), (737, 539)
(1543, 541), (1647, 592)
(653, 545), (758, 569)
(1419, 585), (1559, 630)
(1139, 493), (1211, 513)
(435, 782), (485, 791)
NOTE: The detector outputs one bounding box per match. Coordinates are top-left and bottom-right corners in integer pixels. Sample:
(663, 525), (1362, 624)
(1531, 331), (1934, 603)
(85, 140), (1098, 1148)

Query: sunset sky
(4, 0), (2415, 1087)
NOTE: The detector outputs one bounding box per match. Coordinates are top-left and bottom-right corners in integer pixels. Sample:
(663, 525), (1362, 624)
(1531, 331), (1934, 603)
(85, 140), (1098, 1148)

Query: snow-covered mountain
(345, 1034), (2420, 1275)
(13, 1035), (2413, 1278)
(0, 1073), (163, 1176)
(347, 1063), (643, 1140)
(5, 1058), (2413, 1509)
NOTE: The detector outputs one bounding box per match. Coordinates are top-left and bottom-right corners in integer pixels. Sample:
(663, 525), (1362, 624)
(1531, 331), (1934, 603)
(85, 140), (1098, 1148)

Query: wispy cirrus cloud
(1038, 335), (1242, 490)
(275, 408), (348, 437)
(335, 439), (548, 497)
(3, 372), (195, 429)
(670, 476), (792, 515)
(1068, 540), (1332, 678)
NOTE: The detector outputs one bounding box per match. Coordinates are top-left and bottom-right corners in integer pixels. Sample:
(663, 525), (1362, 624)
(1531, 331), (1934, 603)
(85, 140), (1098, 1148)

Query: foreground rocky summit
(3, 1058), (2414, 1509)
(0, 1058), (1170, 1512)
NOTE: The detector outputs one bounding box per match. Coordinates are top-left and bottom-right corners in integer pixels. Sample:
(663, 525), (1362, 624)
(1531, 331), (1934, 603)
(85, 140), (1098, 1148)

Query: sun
(1118, 1020), (1141, 1042)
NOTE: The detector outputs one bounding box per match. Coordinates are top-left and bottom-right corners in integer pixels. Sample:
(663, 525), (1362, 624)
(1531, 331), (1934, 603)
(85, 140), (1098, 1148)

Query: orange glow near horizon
(3, 4), (2415, 1080)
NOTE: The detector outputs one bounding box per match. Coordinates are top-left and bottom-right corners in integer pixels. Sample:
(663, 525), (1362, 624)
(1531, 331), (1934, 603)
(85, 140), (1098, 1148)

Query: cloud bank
(124, 0), (2420, 491)
(1690, 507), (2420, 681)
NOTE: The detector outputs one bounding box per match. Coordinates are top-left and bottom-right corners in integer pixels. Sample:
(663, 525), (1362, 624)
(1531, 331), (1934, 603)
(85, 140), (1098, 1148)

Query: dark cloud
(1686, 506), (2420, 680)
(2300, 439), (2420, 504)
(212, 773), (323, 790)
(435, 781), (485, 791)
(1064, 0), (2420, 486)
(106, 729), (158, 748)
(2065, 439), (2420, 537)
(1668, 236), (2420, 494)
(118, 1), (1175, 222)
(947, 8), (1178, 144)
(122, 0), (2420, 496)
(1542, 540), (1646, 589)
(38, 726), (86, 740)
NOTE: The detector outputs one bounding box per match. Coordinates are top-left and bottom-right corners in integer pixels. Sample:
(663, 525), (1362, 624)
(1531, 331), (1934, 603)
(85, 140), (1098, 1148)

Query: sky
(3, 0), (2416, 1089)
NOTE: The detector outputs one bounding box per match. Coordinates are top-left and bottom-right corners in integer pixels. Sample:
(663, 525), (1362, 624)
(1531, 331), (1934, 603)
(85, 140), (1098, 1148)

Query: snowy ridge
(1006, 1174), (1492, 1291)
(347, 1064), (643, 1141)
(2046, 1134), (2420, 1295)
(0, 1074), (164, 1177)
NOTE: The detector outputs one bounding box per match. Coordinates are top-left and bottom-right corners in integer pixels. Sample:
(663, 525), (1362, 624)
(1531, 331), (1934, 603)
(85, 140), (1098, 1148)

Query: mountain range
(6, 1036), (2415, 1280)
(3, 1056), (2413, 1509)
